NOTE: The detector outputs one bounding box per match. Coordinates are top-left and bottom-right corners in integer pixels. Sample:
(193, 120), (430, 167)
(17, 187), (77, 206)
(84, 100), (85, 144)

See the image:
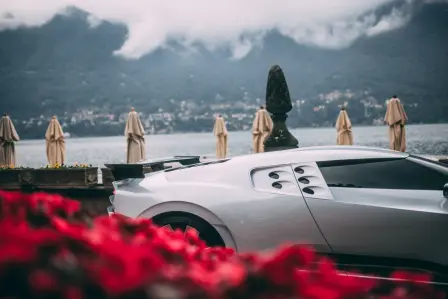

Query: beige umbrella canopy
(252, 106), (273, 153)
(335, 108), (354, 145)
(125, 108), (146, 163)
(0, 114), (20, 166)
(213, 115), (228, 159)
(45, 116), (66, 165)
(384, 96), (408, 152)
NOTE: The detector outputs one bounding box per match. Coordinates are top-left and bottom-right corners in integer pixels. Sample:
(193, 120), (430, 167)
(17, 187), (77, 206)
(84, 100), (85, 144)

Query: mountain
(0, 3), (447, 138)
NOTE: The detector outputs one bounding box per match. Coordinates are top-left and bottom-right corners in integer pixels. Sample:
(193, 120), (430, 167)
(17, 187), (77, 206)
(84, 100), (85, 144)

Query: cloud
(367, 1), (416, 36)
(0, 0), (432, 59)
(86, 14), (103, 29)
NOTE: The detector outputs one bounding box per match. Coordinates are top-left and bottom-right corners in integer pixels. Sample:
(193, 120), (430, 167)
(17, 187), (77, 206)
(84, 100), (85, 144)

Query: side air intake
(291, 162), (334, 200)
(250, 165), (301, 196)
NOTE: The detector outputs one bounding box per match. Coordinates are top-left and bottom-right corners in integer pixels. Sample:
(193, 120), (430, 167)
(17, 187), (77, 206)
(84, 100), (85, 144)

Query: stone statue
(264, 65), (299, 151)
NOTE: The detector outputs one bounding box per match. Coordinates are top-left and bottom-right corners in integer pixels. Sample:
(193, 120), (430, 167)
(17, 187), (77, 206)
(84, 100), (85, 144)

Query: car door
(229, 164), (331, 253)
(296, 157), (448, 268)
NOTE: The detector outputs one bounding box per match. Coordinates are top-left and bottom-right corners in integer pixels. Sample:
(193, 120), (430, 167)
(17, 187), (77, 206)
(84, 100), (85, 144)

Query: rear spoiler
(105, 156), (202, 181)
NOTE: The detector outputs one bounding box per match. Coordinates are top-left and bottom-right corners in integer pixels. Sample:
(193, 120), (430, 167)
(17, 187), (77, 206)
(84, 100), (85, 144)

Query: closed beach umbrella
(384, 95), (407, 152)
(45, 116), (66, 165)
(0, 114), (20, 166)
(335, 108), (353, 145)
(213, 115), (228, 158)
(252, 106), (273, 153)
(125, 108), (146, 163)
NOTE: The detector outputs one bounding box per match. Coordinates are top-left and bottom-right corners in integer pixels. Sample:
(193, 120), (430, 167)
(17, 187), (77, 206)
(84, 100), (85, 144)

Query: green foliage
(42, 163), (93, 169)
(0, 165), (30, 170)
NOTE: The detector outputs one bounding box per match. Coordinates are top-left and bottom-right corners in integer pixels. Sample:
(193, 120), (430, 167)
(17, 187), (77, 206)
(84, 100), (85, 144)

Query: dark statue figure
(264, 65), (299, 152)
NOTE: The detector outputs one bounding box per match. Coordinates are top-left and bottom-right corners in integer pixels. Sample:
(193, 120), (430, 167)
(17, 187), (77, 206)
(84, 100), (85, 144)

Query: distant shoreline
(15, 123), (448, 142)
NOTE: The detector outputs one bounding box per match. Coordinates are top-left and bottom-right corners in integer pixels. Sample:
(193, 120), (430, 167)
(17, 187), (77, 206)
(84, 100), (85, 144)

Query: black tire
(152, 214), (225, 247)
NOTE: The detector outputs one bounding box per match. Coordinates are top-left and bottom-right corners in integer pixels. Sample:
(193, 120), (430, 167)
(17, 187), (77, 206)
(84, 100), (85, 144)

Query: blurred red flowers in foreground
(0, 190), (444, 299)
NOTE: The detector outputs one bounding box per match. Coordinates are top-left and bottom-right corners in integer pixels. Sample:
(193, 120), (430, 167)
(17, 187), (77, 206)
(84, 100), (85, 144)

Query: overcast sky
(0, 0), (442, 59)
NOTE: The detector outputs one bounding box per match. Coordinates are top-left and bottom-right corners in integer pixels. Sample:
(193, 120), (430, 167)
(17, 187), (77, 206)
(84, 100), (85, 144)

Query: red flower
(29, 270), (59, 292)
(0, 191), (444, 299)
(390, 270), (432, 284)
(64, 286), (84, 299)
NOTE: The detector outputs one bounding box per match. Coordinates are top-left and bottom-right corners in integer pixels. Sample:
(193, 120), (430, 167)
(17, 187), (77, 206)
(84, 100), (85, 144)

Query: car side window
(317, 158), (447, 190)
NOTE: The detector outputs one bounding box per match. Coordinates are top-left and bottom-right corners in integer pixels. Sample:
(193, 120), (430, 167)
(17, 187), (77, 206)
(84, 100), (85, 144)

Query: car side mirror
(444, 183), (448, 198)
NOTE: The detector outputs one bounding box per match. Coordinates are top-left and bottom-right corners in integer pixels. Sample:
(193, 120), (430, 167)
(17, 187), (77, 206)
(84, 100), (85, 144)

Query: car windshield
(163, 159), (231, 172)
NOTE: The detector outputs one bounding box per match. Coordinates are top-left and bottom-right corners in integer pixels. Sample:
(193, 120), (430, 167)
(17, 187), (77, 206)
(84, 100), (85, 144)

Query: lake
(16, 124), (448, 168)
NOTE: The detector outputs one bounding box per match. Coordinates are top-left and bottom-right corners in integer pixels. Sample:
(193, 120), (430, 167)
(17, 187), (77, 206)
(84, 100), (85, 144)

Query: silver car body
(111, 146), (448, 274)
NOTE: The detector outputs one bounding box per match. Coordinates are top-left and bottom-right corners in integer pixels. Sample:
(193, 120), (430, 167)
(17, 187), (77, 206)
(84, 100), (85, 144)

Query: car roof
(162, 146), (409, 181)
(228, 146), (408, 168)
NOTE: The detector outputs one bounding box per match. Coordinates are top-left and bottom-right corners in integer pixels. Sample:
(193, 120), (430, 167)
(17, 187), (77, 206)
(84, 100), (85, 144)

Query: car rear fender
(138, 201), (238, 249)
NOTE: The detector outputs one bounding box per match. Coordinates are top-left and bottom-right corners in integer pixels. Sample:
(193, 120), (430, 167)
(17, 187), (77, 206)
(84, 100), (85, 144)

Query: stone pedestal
(264, 65), (299, 152)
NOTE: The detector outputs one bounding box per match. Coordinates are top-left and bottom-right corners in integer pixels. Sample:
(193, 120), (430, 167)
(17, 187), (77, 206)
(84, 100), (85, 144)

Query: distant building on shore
(372, 118), (384, 126)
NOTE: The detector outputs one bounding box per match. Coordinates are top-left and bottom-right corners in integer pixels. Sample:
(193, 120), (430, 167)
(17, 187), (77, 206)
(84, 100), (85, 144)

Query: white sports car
(109, 146), (448, 281)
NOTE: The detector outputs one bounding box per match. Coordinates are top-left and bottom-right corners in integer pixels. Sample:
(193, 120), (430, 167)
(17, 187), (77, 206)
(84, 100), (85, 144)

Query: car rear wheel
(152, 214), (225, 247)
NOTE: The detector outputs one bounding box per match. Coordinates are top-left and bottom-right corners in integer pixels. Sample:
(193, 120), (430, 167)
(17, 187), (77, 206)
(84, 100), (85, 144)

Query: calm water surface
(16, 124), (448, 168)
